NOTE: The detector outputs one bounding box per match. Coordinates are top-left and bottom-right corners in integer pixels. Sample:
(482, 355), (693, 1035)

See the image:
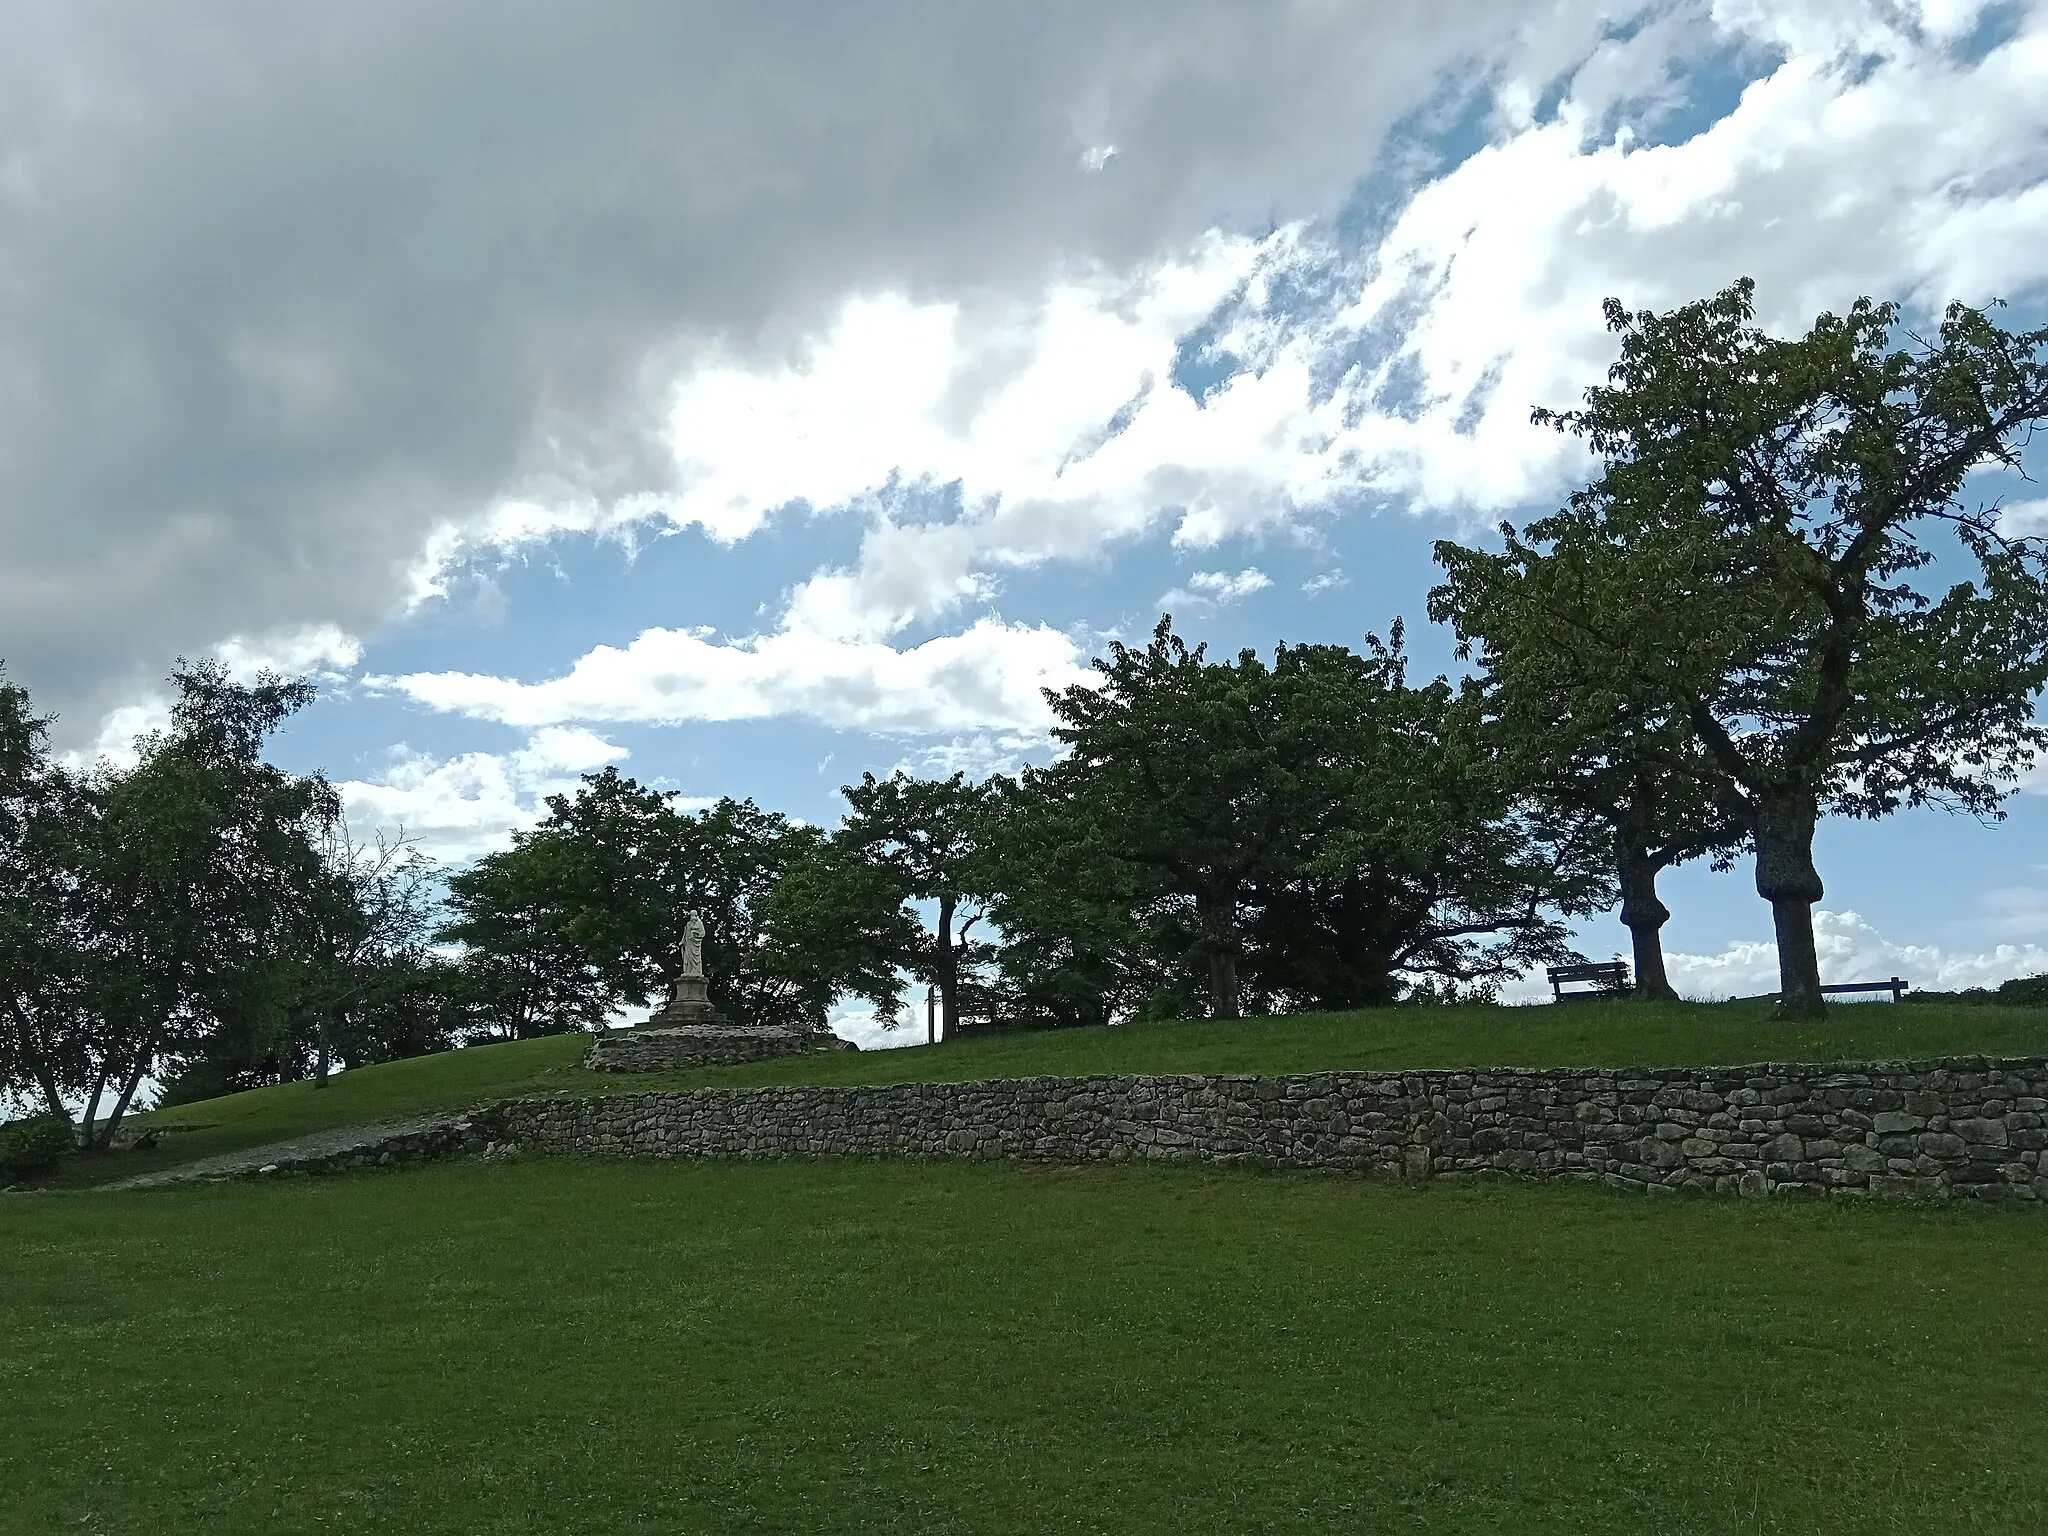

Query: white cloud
(1662, 909), (2048, 1000)
(1303, 570), (1348, 596)
(564, 5), (2048, 641)
(61, 699), (173, 774)
(891, 730), (1061, 783)
(1160, 567), (1272, 609)
(337, 727), (635, 864)
(12, 0), (1608, 734)
(382, 617), (1090, 736)
(827, 999), (927, 1052)
(215, 623), (364, 682)
(1300, 2), (2048, 517)
(2000, 497), (2048, 538)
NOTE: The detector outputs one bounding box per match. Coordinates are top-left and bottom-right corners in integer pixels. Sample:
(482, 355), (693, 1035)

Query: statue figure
(680, 910), (706, 981)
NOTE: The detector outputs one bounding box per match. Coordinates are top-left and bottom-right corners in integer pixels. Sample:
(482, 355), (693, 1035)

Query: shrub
(1905, 974), (2048, 1008)
(1995, 974), (2048, 1007)
(0, 1113), (76, 1180)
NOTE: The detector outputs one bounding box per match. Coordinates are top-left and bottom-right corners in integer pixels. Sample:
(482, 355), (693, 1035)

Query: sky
(4, 0), (2048, 1040)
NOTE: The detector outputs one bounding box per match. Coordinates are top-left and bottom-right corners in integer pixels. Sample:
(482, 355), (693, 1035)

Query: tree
(1237, 637), (1609, 1009)
(837, 772), (990, 1040)
(439, 831), (618, 1037)
(1039, 619), (1338, 1018)
(441, 771), (916, 1032)
(0, 666), (85, 1121)
(751, 834), (921, 1029)
(1428, 547), (1749, 998)
(1468, 280), (2048, 1016)
(975, 770), (1173, 1029)
(54, 662), (337, 1146)
(1038, 618), (1605, 1018)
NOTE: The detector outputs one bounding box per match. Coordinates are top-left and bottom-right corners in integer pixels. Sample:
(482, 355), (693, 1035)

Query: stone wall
(585, 1025), (854, 1072)
(491, 1057), (2048, 1202)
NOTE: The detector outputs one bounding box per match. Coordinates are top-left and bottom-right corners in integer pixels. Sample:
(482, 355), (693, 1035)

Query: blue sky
(6, 1), (2048, 1031)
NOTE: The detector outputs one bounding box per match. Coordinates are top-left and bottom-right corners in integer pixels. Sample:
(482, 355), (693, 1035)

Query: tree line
(5, 279), (2046, 1140)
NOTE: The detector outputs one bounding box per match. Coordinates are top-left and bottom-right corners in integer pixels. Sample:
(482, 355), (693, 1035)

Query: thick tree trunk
(313, 1014), (332, 1089)
(1617, 841), (1679, 1001)
(935, 893), (959, 1041)
(1755, 791), (1827, 1020)
(1207, 946), (1241, 1020)
(1198, 890), (1243, 1019)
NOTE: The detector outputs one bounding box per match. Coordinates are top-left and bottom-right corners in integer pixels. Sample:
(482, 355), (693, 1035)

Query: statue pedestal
(643, 974), (727, 1028)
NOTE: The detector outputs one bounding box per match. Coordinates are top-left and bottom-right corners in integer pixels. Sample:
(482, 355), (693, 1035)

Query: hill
(56, 996), (2048, 1188)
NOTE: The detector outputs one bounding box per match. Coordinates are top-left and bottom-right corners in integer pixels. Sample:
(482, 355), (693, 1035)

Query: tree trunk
(1206, 946), (1241, 1019)
(313, 1013), (332, 1089)
(81, 1069), (108, 1152)
(1198, 890), (1242, 1019)
(1617, 841), (1679, 1001)
(935, 892), (959, 1041)
(1754, 790), (1826, 1020)
(97, 1057), (151, 1150)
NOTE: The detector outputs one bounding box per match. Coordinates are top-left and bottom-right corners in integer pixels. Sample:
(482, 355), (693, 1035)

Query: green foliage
(1904, 973), (2048, 1008)
(0, 1112), (72, 1180)
(837, 770), (991, 1037)
(0, 660), (339, 1144)
(1027, 617), (1607, 1018)
(440, 771), (916, 1031)
(1435, 279), (2048, 1018)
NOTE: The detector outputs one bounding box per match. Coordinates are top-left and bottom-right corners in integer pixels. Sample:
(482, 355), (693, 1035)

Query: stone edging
(109, 1056), (2048, 1202)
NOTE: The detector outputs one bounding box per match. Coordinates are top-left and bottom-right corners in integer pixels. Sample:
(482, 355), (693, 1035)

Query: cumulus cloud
(0, 0), (1593, 739)
(214, 624), (365, 683)
(336, 727), (636, 864)
(1160, 567), (1272, 609)
(1663, 910), (2048, 1000)
(2000, 497), (2048, 538)
(381, 617), (1090, 736)
(599, 3), (2048, 637)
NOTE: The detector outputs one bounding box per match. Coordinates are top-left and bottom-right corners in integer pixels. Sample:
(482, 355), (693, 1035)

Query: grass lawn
(2, 1156), (2042, 1534)
(66, 997), (2048, 1189)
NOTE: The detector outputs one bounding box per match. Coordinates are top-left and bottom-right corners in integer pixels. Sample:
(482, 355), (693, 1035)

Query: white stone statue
(680, 910), (706, 980)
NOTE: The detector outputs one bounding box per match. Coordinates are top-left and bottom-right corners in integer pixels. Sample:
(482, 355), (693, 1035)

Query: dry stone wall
(584, 1025), (855, 1071)
(491, 1057), (2048, 1202)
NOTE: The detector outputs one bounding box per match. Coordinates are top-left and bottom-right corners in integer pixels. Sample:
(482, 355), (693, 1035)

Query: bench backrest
(1548, 963), (1627, 981)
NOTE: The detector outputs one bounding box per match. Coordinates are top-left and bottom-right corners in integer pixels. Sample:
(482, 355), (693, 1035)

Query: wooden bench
(1549, 961), (1630, 1001)
(1769, 977), (1911, 1003)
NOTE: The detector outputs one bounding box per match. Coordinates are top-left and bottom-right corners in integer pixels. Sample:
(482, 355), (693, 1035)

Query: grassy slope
(3, 1157), (2042, 1535)
(58, 997), (2048, 1187)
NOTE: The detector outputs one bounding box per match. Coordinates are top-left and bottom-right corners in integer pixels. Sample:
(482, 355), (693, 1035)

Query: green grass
(60, 997), (2046, 1188)
(2, 1156), (2042, 1534)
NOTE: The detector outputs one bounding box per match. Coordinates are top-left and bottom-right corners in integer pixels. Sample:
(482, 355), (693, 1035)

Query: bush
(1995, 974), (2048, 1007)
(0, 1113), (75, 1180)
(1904, 974), (2048, 1008)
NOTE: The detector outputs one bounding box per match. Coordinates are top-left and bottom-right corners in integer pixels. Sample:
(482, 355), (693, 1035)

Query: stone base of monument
(644, 974), (725, 1027)
(585, 1014), (858, 1074)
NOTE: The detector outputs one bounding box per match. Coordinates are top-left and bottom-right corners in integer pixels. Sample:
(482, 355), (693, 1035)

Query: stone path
(98, 1111), (481, 1191)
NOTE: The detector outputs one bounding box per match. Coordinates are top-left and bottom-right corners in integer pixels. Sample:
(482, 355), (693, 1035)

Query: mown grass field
(3, 1156), (2043, 1534)
(48, 997), (2048, 1188)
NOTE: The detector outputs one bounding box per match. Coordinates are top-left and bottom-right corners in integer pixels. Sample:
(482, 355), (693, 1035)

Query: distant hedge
(1904, 975), (2048, 1008)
